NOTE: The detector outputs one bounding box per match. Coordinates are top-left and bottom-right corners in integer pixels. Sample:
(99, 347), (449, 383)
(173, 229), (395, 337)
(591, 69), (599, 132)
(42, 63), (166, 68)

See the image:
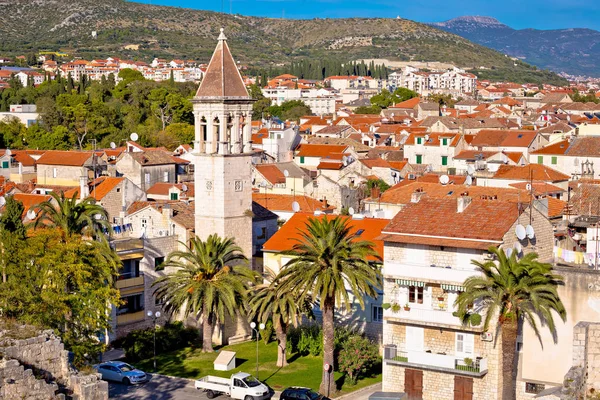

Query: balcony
(383, 262), (479, 284)
(111, 238), (144, 253)
(384, 346), (488, 377)
(116, 273), (145, 290)
(116, 310), (146, 325)
(384, 306), (462, 329)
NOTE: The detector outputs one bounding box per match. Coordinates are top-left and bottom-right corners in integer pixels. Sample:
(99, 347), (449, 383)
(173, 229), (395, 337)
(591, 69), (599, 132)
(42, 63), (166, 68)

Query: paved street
(109, 373), (204, 400)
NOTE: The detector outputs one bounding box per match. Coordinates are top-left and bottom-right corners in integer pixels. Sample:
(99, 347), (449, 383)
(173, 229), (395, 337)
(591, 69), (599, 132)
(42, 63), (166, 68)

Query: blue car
(94, 361), (148, 385)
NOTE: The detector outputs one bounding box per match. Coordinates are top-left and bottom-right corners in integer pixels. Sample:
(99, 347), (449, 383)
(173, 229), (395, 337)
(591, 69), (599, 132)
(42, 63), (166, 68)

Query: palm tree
(455, 246), (566, 400)
(34, 191), (110, 240)
(278, 216), (381, 395)
(152, 234), (257, 352)
(249, 268), (312, 367)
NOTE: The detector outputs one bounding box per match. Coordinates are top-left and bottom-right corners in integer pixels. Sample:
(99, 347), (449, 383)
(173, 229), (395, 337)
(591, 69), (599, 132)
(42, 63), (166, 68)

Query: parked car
(280, 387), (330, 400)
(93, 361), (148, 385)
(195, 372), (270, 400)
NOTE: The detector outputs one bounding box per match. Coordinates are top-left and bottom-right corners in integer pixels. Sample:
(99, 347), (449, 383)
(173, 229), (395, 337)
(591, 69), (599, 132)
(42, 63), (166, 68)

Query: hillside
(430, 16), (600, 77)
(0, 0), (566, 84)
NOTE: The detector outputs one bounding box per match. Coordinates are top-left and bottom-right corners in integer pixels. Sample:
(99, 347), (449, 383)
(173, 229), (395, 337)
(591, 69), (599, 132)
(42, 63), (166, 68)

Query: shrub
(287, 325), (322, 356)
(119, 322), (199, 361)
(338, 335), (379, 385)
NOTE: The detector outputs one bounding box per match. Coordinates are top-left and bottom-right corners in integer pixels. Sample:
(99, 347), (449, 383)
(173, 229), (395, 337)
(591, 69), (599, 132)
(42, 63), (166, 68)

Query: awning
(441, 284), (464, 291)
(395, 279), (425, 287)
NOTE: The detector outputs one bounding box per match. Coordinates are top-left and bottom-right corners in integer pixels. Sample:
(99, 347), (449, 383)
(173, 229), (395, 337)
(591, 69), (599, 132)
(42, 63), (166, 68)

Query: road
(109, 373), (204, 400)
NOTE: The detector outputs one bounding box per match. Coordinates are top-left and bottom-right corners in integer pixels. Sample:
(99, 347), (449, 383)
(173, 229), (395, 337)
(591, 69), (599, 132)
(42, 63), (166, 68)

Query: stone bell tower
(192, 29), (254, 258)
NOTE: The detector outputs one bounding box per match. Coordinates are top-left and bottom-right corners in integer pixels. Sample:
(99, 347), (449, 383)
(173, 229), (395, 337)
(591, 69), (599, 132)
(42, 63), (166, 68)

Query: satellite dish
(506, 247), (513, 257)
(261, 180), (268, 188)
(26, 209), (36, 220)
(439, 175), (450, 185)
(181, 184), (188, 192)
(467, 165), (475, 176)
(292, 201), (300, 212)
(5, 149), (11, 157)
(465, 176), (473, 186)
(515, 224), (526, 240)
(502, 153), (509, 164)
(348, 207), (355, 215)
(110, 142), (116, 149)
(525, 183), (532, 191)
(342, 156), (348, 166)
(526, 224), (535, 239)
(424, 134), (430, 141)
(0, 196), (5, 207)
(130, 132), (139, 142)
(514, 242), (522, 254)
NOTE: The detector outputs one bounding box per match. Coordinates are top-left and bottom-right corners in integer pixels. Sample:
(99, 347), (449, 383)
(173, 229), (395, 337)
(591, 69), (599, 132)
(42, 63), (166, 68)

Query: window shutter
(456, 333), (464, 353)
(465, 334), (474, 354)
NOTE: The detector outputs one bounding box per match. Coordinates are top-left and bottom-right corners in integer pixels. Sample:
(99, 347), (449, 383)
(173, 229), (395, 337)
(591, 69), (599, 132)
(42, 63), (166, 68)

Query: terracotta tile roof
(90, 177), (124, 200)
(262, 213), (388, 260)
(546, 196), (567, 218)
(493, 164), (570, 182)
(530, 140), (570, 155)
(146, 182), (195, 198)
(36, 150), (93, 166)
(195, 31), (249, 98)
(128, 150), (177, 166)
(383, 197), (521, 244)
(370, 182), (528, 205)
(11, 150), (36, 167)
(471, 130), (537, 148)
(317, 161), (343, 170)
(391, 97), (420, 109)
(255, 164), (286, 185)
(504, 152), (525, 163)
(127, 200), (195, 230)
(296, 144), (348, 158)
(388, 161), (409, 171)
(508, 182), (565, 195)
(252, 193), (335, 213)
(360, 158), (391, 169)
(538, 122), (574, 135)
(12, 193), (51, 216)
(569, 184), (600, 216)
(315, 125), (354, 136)
(565, 137), (600, 157)
(305, 136), (371, 152)
(252, 128), (269, 145)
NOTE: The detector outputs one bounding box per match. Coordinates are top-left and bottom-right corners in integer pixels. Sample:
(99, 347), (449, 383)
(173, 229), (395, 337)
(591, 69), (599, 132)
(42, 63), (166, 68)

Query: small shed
(214, 350), (236, 371)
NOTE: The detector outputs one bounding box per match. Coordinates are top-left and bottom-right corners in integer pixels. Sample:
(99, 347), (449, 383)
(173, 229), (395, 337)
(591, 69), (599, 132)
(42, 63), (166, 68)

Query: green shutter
(416, 155), (422, 164)
(537, 156), (543, 164)
(552, 156), (557, 165)
(442, 138), (448, 146)
(300, 156), (305, 164)
(442, 156), (448, 166)
(1, 161), (8, 169)
(170, 193), (178, 200)
(416, 137), (422, 144)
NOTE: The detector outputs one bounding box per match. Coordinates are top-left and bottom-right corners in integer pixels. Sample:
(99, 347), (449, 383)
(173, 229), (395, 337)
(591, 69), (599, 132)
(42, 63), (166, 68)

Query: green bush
(287, 325), (322, 356)
(338, 335), (380, 385)
(118, 322), (199, 362)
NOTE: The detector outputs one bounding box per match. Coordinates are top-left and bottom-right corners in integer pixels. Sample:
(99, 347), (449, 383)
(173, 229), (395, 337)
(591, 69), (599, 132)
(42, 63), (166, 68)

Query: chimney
(411, 189), (426, 203)
(457, 195), (472, 213)
(162, 203), (173, 219)
(371, 186), (380, 199)
(79, 176), (89, 200)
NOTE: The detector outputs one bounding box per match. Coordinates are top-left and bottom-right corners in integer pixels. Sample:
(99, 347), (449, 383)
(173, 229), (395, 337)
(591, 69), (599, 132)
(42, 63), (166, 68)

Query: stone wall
(0, 328), (108, 400)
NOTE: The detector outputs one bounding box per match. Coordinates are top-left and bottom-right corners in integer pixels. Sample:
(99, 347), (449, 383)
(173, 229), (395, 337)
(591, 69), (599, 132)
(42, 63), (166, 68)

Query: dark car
(280, 387), (330, 400)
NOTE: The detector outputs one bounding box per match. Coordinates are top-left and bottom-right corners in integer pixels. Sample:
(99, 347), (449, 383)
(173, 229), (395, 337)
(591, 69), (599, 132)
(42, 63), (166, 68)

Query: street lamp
(147, 310), (161, 372)
(250, 321), (265, 379)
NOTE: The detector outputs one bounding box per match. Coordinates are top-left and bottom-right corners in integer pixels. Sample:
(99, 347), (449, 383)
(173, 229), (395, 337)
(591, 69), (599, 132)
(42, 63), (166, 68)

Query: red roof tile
(255, 164), (286, 185)
(252, 193), (335, 213)
(296, 144), (348, 158)
(90, 177), (124, 200)
(36, 151), (93, 166)
(493, 164), (569, 182)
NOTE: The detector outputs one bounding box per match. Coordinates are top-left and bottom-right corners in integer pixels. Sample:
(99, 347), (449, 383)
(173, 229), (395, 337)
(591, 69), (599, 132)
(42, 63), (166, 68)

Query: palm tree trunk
(202, 314), (214, 353)
(275, 322), (288, 368)
(501, 320), (519, 400)
(319, 296), (336, 396)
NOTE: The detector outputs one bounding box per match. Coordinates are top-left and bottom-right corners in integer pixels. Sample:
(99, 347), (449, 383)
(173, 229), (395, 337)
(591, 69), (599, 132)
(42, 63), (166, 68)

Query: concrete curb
(332, 382), (382, 400)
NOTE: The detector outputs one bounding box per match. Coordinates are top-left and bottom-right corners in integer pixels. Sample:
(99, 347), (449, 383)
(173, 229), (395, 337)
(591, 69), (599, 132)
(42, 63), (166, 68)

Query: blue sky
(131, 0), (600, 30)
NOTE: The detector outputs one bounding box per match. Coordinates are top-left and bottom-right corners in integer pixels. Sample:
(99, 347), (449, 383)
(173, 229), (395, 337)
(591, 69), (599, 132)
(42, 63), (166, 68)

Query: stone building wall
(0, 328), (108, 400)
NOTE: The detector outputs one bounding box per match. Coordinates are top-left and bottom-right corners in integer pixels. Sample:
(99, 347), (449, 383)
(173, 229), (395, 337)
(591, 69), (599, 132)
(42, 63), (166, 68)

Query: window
(442, 138), (448, 146)
(416, 155), (422, 164)
(372, 305), (383, 322)
(144, 173), (150, 185)
(408, 286), (424, 304)
(154, 256), (165, 271)
(141, 218), (147, 230)
(456, 333), (474, 355)
(525, 383), (545, 394)
(235, 180), (243, 192)
(1, 161), (8, 169)
(170, 192), (178, 200)
(416, 137), (423, 144)
(441, 156), (448, 166)
(53, 168), (57, 178)
(299, 156), (305, 164)
(257, 227), (266, 240)
(116, 187), (121, 193)
(163, 171), (169, 182)
(551, 156), (557, 165)
(117, 294), (144, 315)
(537, 156), (543, 164)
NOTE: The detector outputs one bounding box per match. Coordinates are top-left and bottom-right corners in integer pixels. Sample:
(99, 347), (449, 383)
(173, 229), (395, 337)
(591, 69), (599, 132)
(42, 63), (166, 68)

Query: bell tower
(193, 29), (254, 258)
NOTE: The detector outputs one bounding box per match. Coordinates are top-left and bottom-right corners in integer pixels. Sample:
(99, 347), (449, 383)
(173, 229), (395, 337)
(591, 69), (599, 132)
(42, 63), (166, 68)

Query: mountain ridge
(429, 15), (600, 77)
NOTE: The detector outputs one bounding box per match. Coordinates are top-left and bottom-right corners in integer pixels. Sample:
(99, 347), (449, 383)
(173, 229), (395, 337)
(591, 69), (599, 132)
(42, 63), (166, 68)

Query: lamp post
(250, 322), (265, 379)
(147, 310), (161, 372)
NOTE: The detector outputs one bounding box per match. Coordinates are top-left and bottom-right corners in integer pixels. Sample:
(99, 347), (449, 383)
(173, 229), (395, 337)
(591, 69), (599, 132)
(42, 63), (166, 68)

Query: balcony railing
(116, 274), (145, 290)
(384, 345), (488, 377)
(116, 310), (146, 325)
(111, 238), (144, 253)
(384, 306), (463, 328)
(383, 262), (479, 284)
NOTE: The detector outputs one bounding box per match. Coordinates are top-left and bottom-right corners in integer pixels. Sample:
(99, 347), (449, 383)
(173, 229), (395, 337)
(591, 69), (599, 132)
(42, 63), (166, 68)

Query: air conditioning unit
(481, 332), (493, 342)
(158, 229), (169, 237)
